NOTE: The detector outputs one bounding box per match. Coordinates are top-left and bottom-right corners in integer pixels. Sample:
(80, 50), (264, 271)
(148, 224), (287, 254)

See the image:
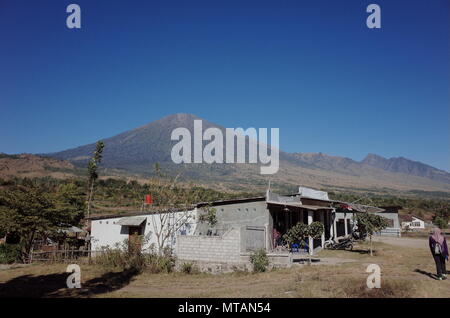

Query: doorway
(128, 226), (143, 253)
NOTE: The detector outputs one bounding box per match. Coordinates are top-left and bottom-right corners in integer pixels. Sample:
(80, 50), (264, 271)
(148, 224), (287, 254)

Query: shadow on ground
(347, 249), (371, 255)
(293, 258), (321, 264)
(0, 268), (140, 297)
(0, 273), (68, 297)
(414, 268), (438, 280)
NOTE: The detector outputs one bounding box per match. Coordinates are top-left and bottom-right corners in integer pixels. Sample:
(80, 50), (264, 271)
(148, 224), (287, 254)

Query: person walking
(429, 227), (448, 280)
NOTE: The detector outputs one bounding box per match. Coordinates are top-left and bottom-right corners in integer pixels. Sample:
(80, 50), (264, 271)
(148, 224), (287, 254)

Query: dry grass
(342, 279), (413, 298)
(0, 240), (449, 298)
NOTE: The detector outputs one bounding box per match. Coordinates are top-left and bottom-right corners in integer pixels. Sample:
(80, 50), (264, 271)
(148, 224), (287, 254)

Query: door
(128, 226), (142, 253)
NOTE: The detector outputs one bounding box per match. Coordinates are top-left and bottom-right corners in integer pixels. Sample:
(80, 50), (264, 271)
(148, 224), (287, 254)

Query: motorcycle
(324, 236), (354, 250)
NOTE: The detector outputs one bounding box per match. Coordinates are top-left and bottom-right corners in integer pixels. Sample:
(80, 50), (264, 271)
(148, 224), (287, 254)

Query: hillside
(31, 113), (450, 196)
(362, 153), (450, 184)
(0, 153), (78, 180)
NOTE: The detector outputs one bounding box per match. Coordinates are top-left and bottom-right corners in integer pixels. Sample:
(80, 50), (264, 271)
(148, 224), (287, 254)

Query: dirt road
(373, 236), (429, 250)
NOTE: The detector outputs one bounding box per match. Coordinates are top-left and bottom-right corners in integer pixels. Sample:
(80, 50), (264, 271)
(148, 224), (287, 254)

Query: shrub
(93, 240), (176, 273)
(94, 245), (175, 273)
(434, 216), (448, 229)
(283, 223), (308, 246)
(0, 244), (22, 264)
(282, 222), (324, 252)
(144, 253), (175, 273)
(93, 244), (131, 270)
(307, 222), (325, 239)
(250, 249), (269, 273)
(180, 262), (198, 274)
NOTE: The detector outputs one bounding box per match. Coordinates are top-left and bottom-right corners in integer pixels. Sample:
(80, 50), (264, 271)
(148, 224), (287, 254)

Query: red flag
(145, 194), (152, 204)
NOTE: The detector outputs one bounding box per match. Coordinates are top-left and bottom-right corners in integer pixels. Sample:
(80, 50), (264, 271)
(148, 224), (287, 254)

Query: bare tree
(86, 141), (105, 218)
(145, 164), (202, 255)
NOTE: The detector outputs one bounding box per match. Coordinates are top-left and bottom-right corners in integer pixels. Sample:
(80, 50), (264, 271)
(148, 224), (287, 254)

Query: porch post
(333, 211), (337, 240)
(344, 212), (348, 236)
(285, 211), (289, 233)
(329, 210), (334, 240)
(320, 211), (325, 248)
(351, 212), (355, 235)
(308, 210), (313, 255)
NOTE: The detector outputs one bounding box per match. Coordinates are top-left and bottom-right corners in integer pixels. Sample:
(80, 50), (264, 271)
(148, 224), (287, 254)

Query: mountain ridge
(39, 113), (450, 192)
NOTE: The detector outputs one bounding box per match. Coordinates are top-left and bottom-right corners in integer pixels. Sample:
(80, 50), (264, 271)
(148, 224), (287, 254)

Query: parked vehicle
(324, 236), (353, 250)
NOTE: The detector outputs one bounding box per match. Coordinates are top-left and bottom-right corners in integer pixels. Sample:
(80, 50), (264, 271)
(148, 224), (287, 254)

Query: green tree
(283, 222), (324, 248)
(0, 185), (84, 261)
(86, 141), (105, 217)
(283, 223), (309, 247)
(307, 222), (325, 240)
(52, 183), (86, 227)
(355, 213), (389, 256)
(198, 205), (217, 227)
(283, 222), (324, 264)
(283, 221), (324, 264)
(433, 204), (449, 229)
(434, 217), (448, 230)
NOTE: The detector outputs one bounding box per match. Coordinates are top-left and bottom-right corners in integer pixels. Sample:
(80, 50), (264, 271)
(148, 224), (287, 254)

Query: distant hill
(0, 153), (78, 179)
(34, 113), (450, 195)
(44, 113), (222, 174)
(361, 153), (450, 184)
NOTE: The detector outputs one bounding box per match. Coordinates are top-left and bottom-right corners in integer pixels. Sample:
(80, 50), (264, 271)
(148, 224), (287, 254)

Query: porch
(267, 200), (334, 255)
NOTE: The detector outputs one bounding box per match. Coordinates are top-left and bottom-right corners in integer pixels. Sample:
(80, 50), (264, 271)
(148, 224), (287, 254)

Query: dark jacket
(429, 236), (449, 258)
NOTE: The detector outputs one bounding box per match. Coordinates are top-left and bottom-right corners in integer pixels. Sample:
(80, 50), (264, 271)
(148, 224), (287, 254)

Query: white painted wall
(402, 216), (425, 230)
(90, 209), (198, 252)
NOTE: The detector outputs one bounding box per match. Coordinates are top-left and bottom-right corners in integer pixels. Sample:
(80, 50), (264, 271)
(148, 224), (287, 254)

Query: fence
(375, 228), (401, 237)
(29, 250), (95, 263)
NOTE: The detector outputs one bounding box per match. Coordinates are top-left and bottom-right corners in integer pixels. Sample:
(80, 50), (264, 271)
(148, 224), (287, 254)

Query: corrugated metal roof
(88, 207), (192, 220)
(117, 217), (147, 226)
(58, 226), (85, 233)
(196, 197), (266, 207)
(266, 201), (333, 211)
(347, 203), (385, 213)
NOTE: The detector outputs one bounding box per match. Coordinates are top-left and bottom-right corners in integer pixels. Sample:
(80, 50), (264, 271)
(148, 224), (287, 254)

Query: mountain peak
(161, 113), (200, 121)
(154, 113), (202, 126)
(362, 153), (386, 162)
(43, 114), (450, 186)
(361, 153), (449, 183)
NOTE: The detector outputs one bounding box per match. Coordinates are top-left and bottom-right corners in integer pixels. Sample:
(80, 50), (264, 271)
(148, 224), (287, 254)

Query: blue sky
(0, 0), (448, 171)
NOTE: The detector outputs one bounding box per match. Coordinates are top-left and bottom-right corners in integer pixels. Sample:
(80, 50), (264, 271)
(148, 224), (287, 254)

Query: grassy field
(0, 240), (448, 298)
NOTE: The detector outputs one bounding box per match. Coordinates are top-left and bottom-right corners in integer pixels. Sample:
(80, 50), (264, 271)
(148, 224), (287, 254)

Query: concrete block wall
(176, 227), (241, 263)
